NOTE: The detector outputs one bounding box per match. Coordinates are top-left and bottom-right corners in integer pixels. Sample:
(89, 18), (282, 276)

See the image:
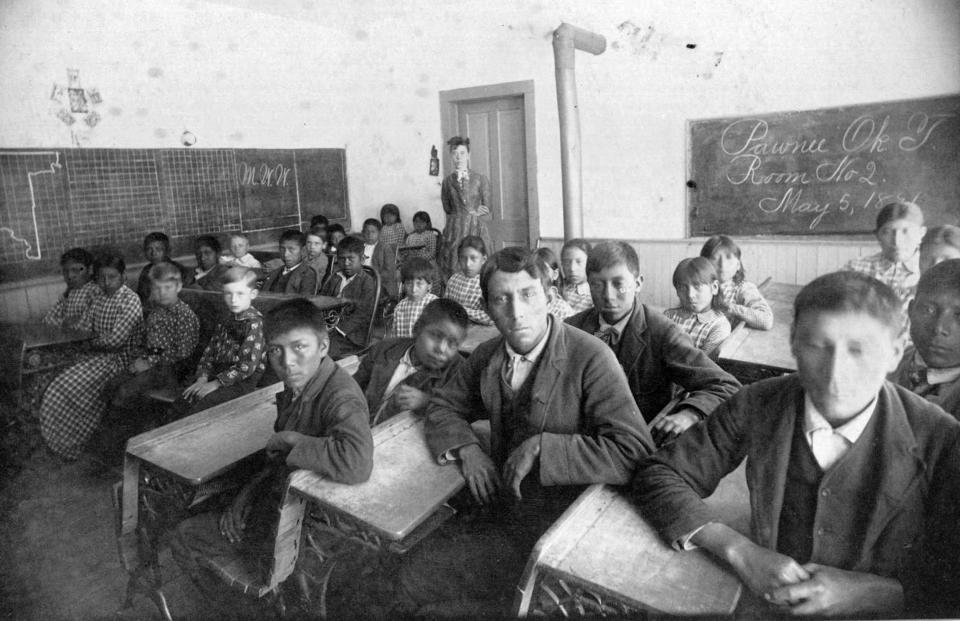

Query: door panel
(457, 96), (528, 251)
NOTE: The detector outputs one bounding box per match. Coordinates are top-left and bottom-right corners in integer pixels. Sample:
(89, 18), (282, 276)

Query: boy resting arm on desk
(319, 235), (379, 359)
(354, 298), (467, 426)
(632, 271), (960, 617)
(171, 298), (373, 612)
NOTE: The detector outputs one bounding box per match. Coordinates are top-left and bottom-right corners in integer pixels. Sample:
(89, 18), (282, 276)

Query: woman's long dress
(440, 170), (494, 279)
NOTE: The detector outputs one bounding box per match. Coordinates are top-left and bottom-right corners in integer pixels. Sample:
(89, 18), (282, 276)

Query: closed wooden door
(456, 97), (529, 251)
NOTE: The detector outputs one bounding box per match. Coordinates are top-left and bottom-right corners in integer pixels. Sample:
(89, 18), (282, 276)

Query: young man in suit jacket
(261, 229), (319, 295)
(892, 258), (960, 420)
(391, 247), (654, 615)
(566, 241), (740, 444)
(319, 235), (378, 359)
(353, 298), (467, 425)
(633, 271), (960, 617)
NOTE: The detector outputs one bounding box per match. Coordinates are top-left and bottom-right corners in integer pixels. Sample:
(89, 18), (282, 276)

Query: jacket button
(821, 488), (831, 497)
(817, 527), (826, 536)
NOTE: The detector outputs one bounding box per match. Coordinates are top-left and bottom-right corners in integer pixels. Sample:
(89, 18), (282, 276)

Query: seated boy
(566, 241), (740, 443)
(171, 298), (373, 615)
(354, 298), (467, 425)
(893, 258), (960, 419)
(919, 224), (960, 273)
(319, 236), (378, 359)
(173, 267), (265, 416)
(110, 263), (200, 413)
(42, 247), (101, 328)
(136, 232), (188, 303)
(219, 232), (262, 269)
(388, 257), (439, 339)
(391, 248), (652, 615)
(361, 217), (399, 300)
(260, 230), (319, 295)
(633, 271), (960, 617)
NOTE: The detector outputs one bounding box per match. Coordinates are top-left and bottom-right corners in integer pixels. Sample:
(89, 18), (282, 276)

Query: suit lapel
(858, 385), (924, 555)
(530, 319), (564, 431)
(481, 342), (507, 463)
(620, 302), (648, 377)
(750, 385), (801, 549)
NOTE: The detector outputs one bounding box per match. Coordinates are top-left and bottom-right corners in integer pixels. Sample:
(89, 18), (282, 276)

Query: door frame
(439, 80), (539, 249)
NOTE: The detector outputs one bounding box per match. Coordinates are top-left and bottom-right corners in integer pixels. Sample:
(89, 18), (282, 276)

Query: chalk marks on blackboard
(0, 151), (63, 262)
(236, 161), (292, 187)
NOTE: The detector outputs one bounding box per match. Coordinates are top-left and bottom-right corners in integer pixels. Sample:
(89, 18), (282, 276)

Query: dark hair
(401, 257), (436, 283)
(327, 223), (346, 236)
(561, 238), (591, 257)
(143, 232), (171, 252)
(672, 257), (724, 311)
(414, 298), (469, 334)
(310, 215), (329, 229)
(264, 298), (330, 343)
(586, 241), (640, 278)
(446, 136), (470, 151)
(60, 247), (94, 267)
(535, 247), (562, 288)
(793, 271), (904, 339)
(700, 235), (746, 285)
(458, 235), (487, 259)
(196, 235), (221, 254)
(876, 200), (924, 231)
(337, 235), (365, 256)
(363, 218), (382, 231)
(94, 248), (126, 275)
(222, 266), (259, 288)
(921, 225), (960, 252)
(479, 246), (552, 301)
(412, 211), (432, 227)
(148, 262), (183, 284)
(380, 204), (401, 223)
(279, 229), (307, 246)
(916, 258), (960, 298)
(309, 224), (328, 238)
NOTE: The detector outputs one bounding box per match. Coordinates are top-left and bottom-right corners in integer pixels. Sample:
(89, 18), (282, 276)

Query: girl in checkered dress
(379, 203), (407, 249)
(535, 247), (574, 320)
(663, 257), (731, 358)
(39, 250), (143, 460)
(700, 235), (773, 330)
(42, 247), (102, 328)
(444, 236), (492, 325)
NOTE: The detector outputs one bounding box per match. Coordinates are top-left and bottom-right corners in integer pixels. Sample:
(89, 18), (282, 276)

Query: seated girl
(535, 247), (573, 320)
(39, 249), (143, 460)
(42, 247), (102, 328)
(663, 257), (732, 358)
(700, 235), (773, 330)
(187, 235), (230, 291)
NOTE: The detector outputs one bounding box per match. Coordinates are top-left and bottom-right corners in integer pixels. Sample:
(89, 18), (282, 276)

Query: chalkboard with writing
(0, 148), (348, 283)
(688, 95), (960, 236)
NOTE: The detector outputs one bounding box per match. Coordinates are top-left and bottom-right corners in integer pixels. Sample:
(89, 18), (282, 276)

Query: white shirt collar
(282, 261), (302, 275)
(913, 350), (960, 385)
(803, 394), (877, 446)
(504, 317), (551, 365)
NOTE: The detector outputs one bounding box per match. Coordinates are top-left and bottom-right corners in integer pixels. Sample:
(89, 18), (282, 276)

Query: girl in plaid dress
(700, 235), (773, 330)
(444, 236), (492, 325)
(39, 250), (143, 460)
(535, 247), (574, 320)
(42, 247), (102, 328)
(663, 257), (731, 358)
(380, 203), (407, 249)
(403, 211), (442, 295)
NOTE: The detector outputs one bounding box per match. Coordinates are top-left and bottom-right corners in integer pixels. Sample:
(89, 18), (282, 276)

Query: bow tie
(594, 328), (616, 347)
(456, 170), (469, 182)
(908, 366), (927, 388)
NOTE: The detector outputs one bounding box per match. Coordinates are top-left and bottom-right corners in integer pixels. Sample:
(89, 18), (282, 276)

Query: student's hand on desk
(266, 431), (305, 460)
(766, 564), (904, 616)
(503, 435), (540, 500)
(128, 358), (152, 374)
(219, 488), (255, 544)
(459, 443), (500, 504)
(184, 379), (220, 401)
(392, 385), (428, 411)
(726, 539), (810, 601)
(651, 409), (700, 445)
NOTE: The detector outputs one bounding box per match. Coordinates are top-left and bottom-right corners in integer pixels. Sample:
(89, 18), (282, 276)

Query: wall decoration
(49, 69), (103, 146)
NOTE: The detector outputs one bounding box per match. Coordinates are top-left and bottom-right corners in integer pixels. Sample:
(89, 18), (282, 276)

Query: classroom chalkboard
(688, 95), (960, 236)
(0, 148), (349, 283)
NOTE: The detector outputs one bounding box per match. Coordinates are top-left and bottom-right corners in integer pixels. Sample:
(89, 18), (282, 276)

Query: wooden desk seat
(514, 464), (749, 618)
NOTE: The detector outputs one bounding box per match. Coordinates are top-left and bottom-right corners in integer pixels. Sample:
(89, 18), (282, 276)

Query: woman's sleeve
(479, 174), (490, 208)
(731, 282), (773, 330)
(42, 295), (67, 326)
(440, 177), (454, 214)
(94, 295), (142, 350)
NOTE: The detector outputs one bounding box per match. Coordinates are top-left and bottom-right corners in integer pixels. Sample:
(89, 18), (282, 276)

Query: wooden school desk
(717, 282), (801, 383)
(281, 410), (466, 616)
(459, 324), (500, 354)
(117, 382), (284, 620)
(514, 463), (750, 618)
(0, 322), (94, 405)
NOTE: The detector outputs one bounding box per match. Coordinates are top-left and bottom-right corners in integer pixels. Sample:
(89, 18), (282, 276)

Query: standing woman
(39, 249), (143, 460)
(439, 136), (493, 280)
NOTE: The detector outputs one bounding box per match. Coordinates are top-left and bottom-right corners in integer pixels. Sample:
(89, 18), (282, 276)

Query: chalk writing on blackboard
(689, 96), (960, 236)
(237, 161), (292, 187)
(0, 151), (63, 261)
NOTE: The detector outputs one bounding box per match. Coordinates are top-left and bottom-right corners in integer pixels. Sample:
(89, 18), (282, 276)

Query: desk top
(0, 322), (95, 349)
(718, 282), (801, 373)
(532, 464), (750, 616)
(125, 382), (283, 485)
(459, 324), (500, 354)
(288, 410), (465, 542)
